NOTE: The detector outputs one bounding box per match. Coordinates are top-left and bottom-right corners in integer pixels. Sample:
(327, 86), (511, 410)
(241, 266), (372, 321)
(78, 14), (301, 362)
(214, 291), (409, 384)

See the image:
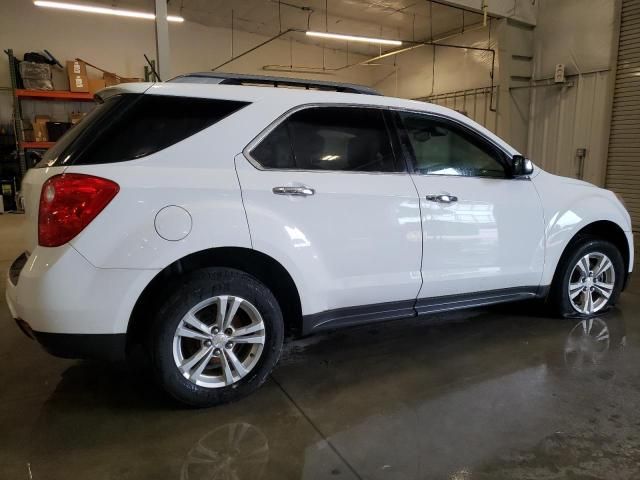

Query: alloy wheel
(172, 295), (266, 388)
(567, 252), (615, 315)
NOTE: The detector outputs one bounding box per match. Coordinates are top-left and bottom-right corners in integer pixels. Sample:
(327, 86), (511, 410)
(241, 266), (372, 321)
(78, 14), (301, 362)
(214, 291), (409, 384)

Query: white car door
(393, 110), (546, 311)
(235, 105), (423, 331)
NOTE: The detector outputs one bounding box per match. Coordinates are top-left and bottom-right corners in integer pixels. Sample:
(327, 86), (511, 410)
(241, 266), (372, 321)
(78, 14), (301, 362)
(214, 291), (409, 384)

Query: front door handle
(426, 194), (458, 204)
(273, 186), (315, 196)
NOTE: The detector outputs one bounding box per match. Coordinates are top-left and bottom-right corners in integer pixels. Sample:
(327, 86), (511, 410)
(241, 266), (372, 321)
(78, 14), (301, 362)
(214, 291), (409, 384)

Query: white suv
(5, 73), (633, 407)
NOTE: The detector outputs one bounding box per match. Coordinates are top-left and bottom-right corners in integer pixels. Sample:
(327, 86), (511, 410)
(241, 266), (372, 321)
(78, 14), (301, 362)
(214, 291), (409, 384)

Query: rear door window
(250, 123), (295, 169)
(250, 106), (402, 172)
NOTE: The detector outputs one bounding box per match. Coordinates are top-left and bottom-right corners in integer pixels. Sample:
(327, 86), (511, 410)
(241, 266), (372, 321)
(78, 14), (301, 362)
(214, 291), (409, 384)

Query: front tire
(549, 237), (624, 317)
(149, 268), (284, 407)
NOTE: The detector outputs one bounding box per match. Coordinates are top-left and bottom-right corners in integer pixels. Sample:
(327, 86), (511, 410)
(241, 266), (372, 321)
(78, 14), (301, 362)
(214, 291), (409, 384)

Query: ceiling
(92, 0), (486, 55)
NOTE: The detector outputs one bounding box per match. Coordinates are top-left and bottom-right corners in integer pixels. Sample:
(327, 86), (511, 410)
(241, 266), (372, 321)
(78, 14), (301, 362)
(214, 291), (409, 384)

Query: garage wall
(371, 23), (501, 136)
(525, 0), (619, 186)
(420, 86), (500, 133)
(373, 24), (497, 101)
(0, 0), (622, 187)
(527, 71), (614, 186)
(0, 0), (372, 124)
(606, 0), (640, 236)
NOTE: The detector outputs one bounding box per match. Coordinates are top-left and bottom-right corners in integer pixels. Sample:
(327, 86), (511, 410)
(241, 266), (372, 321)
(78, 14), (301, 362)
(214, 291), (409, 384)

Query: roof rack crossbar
(168, 72), (380, 95)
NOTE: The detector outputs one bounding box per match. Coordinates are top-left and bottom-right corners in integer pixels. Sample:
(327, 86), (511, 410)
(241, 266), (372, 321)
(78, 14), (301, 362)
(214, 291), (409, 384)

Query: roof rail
(168, 72), (380, 95)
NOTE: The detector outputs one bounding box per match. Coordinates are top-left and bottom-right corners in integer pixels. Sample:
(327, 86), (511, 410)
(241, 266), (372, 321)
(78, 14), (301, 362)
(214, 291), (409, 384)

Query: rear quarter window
(39, 94), (249, 167)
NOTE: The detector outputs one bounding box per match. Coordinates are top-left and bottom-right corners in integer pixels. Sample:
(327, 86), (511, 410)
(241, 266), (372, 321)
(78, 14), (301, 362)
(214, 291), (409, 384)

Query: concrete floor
(1, 213), (640, 480)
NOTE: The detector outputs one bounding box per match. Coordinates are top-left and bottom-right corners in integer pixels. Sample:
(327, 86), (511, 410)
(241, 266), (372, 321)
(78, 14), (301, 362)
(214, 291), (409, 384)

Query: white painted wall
(533, 0), (617, 78)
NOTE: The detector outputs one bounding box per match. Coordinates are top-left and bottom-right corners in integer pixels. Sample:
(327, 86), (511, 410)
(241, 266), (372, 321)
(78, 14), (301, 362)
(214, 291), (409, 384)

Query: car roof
(106, 81), (455, 114)
(100, 81), (519, 156)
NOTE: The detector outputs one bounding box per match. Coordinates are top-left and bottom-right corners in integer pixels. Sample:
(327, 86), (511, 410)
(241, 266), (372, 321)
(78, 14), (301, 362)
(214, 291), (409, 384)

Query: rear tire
(149, 267), (284, 407)
(549, 236), (624, 317)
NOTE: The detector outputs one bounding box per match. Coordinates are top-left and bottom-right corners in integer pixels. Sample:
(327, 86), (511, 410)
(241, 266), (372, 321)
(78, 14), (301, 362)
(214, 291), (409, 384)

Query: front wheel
(549, 237), (624, 317)
(149, 268), (284, 407)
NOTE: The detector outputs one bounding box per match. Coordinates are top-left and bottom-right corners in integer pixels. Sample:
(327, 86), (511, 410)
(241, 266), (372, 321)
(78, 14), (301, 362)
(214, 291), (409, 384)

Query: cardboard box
(102, 72), (141, 87)
(70, 112), (86, 125)
(33, 115), (51, 142)
(103, 72), (120, 87)
(22, 121), (34, 142)
(66, 60), (87, 77)
(52, 67), (69, 91)
(88, 78), (106, 94)
(68, 74), (89, 92)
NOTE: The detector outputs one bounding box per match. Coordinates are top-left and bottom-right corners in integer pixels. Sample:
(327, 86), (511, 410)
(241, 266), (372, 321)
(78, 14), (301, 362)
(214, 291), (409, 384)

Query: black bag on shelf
(24, 52), (53, 64)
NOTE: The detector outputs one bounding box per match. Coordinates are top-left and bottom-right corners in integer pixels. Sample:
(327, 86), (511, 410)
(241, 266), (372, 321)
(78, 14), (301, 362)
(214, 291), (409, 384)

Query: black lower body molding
(33, 331), (127, 362)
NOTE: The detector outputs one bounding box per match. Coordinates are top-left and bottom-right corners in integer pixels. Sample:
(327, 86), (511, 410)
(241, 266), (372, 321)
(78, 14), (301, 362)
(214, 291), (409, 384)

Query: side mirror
(511, 155), (534, 177)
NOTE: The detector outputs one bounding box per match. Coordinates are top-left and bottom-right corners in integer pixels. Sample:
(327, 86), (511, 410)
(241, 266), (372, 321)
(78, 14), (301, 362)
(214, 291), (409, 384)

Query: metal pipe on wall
(212, 23), (496, 112)
(212, 29), (296, 71)
(262, 21), (487, 73)
(257, 24), (497, 111)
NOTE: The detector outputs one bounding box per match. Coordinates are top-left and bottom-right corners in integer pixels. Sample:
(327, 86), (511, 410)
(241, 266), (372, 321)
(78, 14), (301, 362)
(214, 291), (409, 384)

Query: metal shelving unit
(5, 49), (95, 181)
(15, 89), (94, 101)
(6, 49), (26, 179)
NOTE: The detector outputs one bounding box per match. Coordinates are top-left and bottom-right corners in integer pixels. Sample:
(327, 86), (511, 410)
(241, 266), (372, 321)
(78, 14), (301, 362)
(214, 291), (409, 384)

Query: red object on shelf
(16, 89), (94, 101)
(20, 141), (56, 149)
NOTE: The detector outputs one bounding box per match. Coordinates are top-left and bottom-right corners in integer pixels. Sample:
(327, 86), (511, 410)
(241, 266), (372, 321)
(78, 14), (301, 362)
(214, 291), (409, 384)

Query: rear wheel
(549, 237), (624, 317)
(150, 268), (284, 407)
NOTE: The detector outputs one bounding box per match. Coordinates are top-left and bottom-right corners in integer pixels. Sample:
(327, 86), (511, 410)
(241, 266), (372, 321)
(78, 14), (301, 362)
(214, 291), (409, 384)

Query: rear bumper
(33, 331), (126, 361)
(5, 246), (158, 360)
(10, 317), (126, 361)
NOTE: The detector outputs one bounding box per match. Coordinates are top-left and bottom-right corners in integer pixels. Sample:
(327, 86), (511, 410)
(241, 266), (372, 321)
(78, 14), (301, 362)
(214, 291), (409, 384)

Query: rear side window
(39, 95), (248, 167)
(251, 107), (401, 172)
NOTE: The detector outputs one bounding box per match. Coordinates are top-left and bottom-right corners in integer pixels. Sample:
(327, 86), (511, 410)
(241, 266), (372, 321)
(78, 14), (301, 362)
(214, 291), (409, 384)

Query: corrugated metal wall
(527, 70), (614, 187)
(606, 0), (640, 235)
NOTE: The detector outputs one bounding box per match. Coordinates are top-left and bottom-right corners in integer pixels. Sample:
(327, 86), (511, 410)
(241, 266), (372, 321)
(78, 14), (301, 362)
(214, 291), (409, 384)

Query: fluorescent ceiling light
(306, 31), (401, 46)
(33, 1), (184, 22)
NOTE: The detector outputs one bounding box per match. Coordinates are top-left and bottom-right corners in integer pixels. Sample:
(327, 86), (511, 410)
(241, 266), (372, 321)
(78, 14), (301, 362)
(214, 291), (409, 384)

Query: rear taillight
(38, 174), (119, 247)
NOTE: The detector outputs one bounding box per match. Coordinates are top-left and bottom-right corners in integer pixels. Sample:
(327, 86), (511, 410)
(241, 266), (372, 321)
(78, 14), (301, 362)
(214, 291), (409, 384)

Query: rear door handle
(426, 194), (458, 204)
(272, 186), (315, 196)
